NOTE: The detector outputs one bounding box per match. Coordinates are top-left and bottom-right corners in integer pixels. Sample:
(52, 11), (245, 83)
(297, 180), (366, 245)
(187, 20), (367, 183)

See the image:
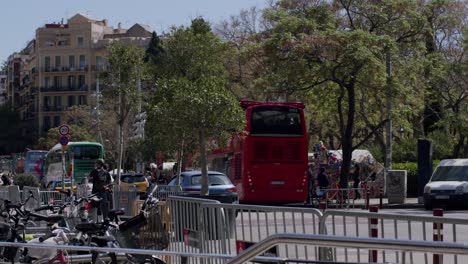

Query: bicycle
(110, 184), (167, 264)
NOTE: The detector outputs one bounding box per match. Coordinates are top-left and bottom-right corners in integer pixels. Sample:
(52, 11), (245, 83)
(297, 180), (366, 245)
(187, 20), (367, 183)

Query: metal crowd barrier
(226, 233), (468, 264)
(112, 184), (138, 217)
(167, 196), (327, 264)
(39, 190), (65, 205)
(167, 196), (221, 264)
(154, 185), (182, 201)
(320, 209), (468, 263)
(0, 185), (21, 205)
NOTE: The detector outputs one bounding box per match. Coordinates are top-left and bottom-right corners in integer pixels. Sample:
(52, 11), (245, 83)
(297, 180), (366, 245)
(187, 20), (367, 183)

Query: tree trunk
(199, 129), (209, 196)
(340, 84), (356, 189)
(452, 134), (465, 158)
(176, 137), (184, 186)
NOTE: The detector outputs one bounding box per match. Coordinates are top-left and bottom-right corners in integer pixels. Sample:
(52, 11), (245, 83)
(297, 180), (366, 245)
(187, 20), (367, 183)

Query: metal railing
(153, 185), (182, 201)
(320, 209), (468, 263)
(226, 233), (468, 264)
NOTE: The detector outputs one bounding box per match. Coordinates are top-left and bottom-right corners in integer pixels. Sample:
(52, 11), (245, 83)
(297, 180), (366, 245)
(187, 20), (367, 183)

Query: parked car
(47, 180), (77, 192)
(168, 170), (238, 204)
(120, 172), (149, 193)
(423, 159), (468, 210)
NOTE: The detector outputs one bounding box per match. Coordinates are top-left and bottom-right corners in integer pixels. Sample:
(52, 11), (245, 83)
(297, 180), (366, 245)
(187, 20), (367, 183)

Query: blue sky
(0, 0), (268, 63)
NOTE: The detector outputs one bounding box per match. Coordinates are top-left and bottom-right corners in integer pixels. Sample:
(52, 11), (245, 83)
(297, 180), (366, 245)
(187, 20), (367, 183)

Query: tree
(147, 18), (245, 195)
(35, 125), (96, 150)
(214, 7), (274, 101)
(101, 42), (147, 182)
(254, 0), (427, 187)
(423, 0), (467, 157)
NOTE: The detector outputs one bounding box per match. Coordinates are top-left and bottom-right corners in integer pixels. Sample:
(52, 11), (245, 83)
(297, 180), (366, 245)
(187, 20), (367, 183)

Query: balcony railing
(40, 85), (88, 92)
(42, 65), (89, 72)
(42, 105), (64, 112)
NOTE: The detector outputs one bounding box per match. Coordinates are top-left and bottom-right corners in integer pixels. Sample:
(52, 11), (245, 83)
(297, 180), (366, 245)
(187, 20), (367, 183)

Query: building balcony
(40, 85), (88, 92)
(90, 65), (107, 72)
(42, 65), (88, 73)
(42, 105), (64, 112)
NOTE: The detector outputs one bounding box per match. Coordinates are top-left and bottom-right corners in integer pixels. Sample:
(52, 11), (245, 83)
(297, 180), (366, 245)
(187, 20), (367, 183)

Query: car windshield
(431, 166), (468, 181)
(190, 174), (231, 186)
(121, 175), (146, 183)
(251, 106), (303, 136)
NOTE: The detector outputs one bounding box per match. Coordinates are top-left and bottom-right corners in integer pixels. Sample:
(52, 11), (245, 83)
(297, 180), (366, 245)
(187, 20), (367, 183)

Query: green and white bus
(43, 142), (104, 185)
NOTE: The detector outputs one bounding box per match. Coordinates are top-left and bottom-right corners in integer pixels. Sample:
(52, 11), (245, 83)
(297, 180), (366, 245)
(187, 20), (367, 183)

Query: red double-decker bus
(208, 100), (309, 204)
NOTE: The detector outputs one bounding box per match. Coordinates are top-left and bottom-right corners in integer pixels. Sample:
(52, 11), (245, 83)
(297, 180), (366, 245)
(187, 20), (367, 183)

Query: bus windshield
(251, 106), (303, 136)
(71, 146), (101, 160)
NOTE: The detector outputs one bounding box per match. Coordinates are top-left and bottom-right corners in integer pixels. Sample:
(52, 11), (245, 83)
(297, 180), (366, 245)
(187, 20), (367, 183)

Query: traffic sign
(58, 124), (70, 136)
(59, 135), (69, 146)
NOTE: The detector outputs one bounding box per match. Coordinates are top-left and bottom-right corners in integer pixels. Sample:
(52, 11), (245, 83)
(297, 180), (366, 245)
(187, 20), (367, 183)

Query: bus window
(72, 146), (101, 160)
(251, 106), (303, 136)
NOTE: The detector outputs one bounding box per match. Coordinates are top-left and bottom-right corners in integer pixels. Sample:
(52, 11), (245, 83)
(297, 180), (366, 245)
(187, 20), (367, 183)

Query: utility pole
(95, 78), (103, 145)
(385, 51), (392, 173)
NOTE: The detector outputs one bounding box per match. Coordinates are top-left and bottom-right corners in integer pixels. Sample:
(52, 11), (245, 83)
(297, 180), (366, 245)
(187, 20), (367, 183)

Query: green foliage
(146, 18), (245, 194)
(393, 138), (418, 162)
(427, 130), (457, 160)
(144, 31), (165, 65)
(13, 173), (40, 189)
(35, 125), (96, 150)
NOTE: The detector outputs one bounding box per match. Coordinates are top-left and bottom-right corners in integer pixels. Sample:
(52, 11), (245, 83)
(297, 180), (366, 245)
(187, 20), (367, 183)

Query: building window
(53, 76), (62, 88)
(68, 95), (75, 107)
(77, 37), (84, 46)
(43, 96), (50, 111)
(79, 55), (86, 69)
(44, 56), (50, 71)
(55, 56), (61, 70)
(44, 77), (50, 88)
(54, 116), (61, 127)
(68, 76), (76, 89)
(78, 95), (87, 105)
(96, 56), (103, 71)
(78, 75), (86, 90)
(69, 55), (75, 69)
(43, 117), (51, 131)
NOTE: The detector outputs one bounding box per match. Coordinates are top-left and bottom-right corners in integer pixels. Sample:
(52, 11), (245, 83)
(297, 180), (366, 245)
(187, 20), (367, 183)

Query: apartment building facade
(0, 72), (7, 106)
(7, 13), (152, 137)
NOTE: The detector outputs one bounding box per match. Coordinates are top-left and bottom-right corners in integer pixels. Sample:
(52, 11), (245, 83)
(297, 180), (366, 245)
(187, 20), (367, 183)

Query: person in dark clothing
(353, 164), (361, 199)
(317, 167), (329, 189)
(88, 158), (112, 219)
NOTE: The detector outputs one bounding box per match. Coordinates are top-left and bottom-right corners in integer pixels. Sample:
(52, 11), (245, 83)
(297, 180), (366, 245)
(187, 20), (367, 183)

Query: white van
(423, 159), (468, 210)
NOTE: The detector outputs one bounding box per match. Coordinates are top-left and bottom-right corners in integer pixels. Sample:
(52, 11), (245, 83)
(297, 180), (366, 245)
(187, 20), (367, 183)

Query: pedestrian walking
(88, 158), (112, 220)
(353, 164), (361, 200)
(317, 167), (329, 190)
